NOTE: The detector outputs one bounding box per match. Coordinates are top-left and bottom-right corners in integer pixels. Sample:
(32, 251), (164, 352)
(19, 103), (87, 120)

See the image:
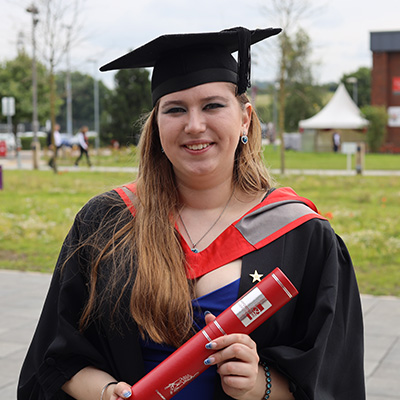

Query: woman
(18, 27), (365, 400)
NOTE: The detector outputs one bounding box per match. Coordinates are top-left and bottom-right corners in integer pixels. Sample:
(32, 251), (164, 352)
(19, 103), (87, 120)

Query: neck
(178, 180), (234, 211)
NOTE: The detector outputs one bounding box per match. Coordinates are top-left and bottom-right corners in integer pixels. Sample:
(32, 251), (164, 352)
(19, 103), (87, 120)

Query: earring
(241, 131), (248, 144)
(161, 147), (165, 154)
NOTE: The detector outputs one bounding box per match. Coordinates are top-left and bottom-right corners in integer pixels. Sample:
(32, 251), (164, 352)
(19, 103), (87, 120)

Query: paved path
(0, 270), (399, 399)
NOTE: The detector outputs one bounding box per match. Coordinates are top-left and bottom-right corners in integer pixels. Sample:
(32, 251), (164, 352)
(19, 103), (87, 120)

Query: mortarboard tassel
(236, 27), (252, 95)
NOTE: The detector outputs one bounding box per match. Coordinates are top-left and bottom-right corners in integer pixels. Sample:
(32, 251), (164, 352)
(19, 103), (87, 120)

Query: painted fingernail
(204, 310), (211, 316)
(123, 390), (132, 398)
(205, 342), (216, 350)
(204, 356), (215, 365)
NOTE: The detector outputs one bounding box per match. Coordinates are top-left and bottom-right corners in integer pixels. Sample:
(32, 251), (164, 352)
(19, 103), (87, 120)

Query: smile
(185, 143), (210, 150)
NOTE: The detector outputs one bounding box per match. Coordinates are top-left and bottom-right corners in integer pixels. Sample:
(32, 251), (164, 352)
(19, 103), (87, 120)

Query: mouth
(185, 143), (211, 151)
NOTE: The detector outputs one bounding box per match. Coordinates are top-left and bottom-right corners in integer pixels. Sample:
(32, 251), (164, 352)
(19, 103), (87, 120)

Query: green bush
(361, 106), (388, 152)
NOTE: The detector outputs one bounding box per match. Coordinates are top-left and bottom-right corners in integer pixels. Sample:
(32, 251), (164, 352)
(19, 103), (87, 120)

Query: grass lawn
(275, 173), (400, 296)
(0, 154), (399, 296)
(0, 170), (135, 272)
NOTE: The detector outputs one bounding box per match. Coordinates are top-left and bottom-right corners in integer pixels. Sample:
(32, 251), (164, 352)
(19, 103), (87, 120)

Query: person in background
(48, 123), (62, 169)
(18, 27), (365, 400)
(332, 130), (341, 152)
(75, 125), (92, 167)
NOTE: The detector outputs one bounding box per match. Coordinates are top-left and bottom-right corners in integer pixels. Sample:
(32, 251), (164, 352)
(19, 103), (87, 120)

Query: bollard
(0, 165), (3, 190)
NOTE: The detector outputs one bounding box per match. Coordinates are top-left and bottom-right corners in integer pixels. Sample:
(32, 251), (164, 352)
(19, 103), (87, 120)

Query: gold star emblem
(249, 270), (264, 283)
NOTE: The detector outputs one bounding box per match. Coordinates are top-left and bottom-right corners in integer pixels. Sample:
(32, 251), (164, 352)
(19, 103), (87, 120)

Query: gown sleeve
(17, 194), (130, 400)
(251, 219), (365, 399)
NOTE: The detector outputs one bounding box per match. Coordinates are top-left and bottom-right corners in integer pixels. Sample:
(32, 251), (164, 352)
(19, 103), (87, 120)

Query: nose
(184, 108), (206, 135)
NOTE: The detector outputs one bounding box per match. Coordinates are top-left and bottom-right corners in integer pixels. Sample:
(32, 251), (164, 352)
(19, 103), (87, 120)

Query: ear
(242, 102), (252, 132)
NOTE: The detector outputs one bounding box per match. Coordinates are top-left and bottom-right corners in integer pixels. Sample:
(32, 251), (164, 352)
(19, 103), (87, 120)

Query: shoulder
(79, 189), (124, 216)
(264, 186), (319, 212)
(73, 189), (132, 235)
(284, 217), (347, 270)
(235, 187), (326, 248)
(294, 216), (336, 243)
(265, 187), (342, 254)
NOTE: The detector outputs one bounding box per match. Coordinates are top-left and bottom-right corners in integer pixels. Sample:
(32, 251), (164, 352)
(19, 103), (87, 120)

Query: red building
(370, 31), (400, 148)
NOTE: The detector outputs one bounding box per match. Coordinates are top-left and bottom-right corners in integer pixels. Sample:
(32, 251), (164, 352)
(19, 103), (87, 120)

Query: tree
(361, 105), (388, 152)
(33, 0), (83, 171)
(256, 29), (324, 135)
(285, 82), (324, 132)
(0, 52), (56, 131)
(262, 0), (321, 173)
(341, 67), (371, 108)
(283, 28), (324, 132)
(56, 71), (111, 139)
(105, 68), (152, 146)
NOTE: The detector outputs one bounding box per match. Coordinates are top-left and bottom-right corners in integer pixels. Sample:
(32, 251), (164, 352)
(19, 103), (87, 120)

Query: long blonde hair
(79, 91), (273, 347)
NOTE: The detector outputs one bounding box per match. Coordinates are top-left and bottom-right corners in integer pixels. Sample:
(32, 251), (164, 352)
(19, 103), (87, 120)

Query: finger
(219, 371), (254, 389)
(112, 382), (132, 400)
(204, 342), (259, 367)
(217, 358), (258, 378)
(206, 333), (257, 352)
(204, 311), (216, 325)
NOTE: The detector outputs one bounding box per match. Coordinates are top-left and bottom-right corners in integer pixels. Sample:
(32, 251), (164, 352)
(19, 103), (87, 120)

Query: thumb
(204, 311), (216, 325)
(112, 382), (132, 400)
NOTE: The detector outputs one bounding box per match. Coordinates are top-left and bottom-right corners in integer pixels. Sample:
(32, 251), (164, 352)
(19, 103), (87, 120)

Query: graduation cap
(100, 27), (282, 105)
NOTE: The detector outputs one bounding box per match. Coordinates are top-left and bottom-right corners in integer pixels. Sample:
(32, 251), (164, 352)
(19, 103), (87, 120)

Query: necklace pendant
(179, 190), (234, 256)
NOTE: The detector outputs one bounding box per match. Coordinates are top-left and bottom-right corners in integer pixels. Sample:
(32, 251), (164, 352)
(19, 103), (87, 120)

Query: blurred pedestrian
(332, 131), (341, 152)
(75, 126), (92, 167)
(48, 124), (62, 169)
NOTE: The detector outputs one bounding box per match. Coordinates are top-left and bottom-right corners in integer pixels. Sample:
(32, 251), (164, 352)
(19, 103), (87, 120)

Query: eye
(163, 107), (186, 114)
(204, 103), (225, 110)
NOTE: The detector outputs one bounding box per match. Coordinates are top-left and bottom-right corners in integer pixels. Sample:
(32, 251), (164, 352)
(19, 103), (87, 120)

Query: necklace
(179, 191), (234, 253)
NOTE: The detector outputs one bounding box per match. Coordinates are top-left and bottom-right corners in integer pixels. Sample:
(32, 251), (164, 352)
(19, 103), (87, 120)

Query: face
(157, 82), (251, 186)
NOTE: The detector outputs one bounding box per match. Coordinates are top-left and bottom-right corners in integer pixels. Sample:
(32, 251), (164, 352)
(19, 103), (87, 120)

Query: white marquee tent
(299, 83), (369, 130)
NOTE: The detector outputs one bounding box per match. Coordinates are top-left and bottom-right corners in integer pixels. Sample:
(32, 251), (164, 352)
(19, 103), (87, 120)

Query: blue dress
(140, 279), (240, 399)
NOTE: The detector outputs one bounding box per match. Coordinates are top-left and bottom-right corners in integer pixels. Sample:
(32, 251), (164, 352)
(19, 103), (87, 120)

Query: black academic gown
(18, 188), (365, 400)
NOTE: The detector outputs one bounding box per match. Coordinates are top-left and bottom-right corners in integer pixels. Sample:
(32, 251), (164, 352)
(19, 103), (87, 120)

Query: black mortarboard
(100, 27), (281, 105)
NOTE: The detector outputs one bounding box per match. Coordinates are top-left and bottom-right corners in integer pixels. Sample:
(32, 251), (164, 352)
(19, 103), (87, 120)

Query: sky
(1, 0), (399, 89)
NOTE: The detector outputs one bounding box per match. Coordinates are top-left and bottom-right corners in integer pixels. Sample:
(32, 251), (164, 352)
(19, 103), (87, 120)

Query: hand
(109, 382), (132, 400)
(204, 313), (260, 400)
